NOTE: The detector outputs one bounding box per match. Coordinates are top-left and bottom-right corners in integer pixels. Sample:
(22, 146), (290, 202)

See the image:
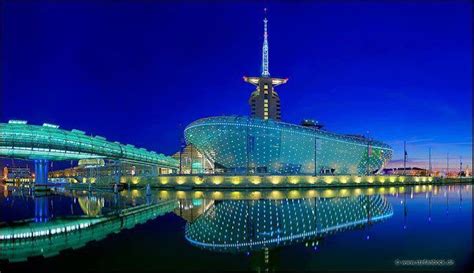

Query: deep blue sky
(1, 1), (472, 170)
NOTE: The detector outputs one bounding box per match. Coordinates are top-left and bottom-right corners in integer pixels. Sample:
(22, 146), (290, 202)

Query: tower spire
(262, 8), (270, 77)
(244, 8), (287, 121)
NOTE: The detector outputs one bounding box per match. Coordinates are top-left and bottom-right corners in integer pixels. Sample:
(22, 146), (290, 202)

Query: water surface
(0, 185), (472, 272)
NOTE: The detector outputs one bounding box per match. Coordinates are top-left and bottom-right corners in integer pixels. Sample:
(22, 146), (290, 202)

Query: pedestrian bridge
(0, 120), (179, 184)
(0, 199), (178, 262)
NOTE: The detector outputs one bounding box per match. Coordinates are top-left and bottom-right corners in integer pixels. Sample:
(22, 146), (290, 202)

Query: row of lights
(0, 222), (93, 241)
(153, 175), (434, 186)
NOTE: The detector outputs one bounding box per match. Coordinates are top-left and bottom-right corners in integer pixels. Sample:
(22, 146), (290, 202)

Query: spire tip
(261, 7), (270, 77)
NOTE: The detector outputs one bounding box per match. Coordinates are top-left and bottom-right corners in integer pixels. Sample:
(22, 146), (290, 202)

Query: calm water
(0, 184), (472, 272)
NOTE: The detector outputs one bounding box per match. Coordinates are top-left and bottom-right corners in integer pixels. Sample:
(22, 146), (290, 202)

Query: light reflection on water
(0, 184), (471, 272)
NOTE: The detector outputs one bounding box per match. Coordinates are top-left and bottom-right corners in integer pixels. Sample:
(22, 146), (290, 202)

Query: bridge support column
(34, 196), (50, 222)
(114, 160), (121, 185)
(34, 159), (49, 185)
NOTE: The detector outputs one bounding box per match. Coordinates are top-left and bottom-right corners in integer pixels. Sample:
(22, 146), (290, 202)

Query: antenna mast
(261, 8), (270, 77)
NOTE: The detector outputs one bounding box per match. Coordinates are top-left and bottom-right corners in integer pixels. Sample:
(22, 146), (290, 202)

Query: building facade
(4, 166), (32, 183)
(185, 116), (392, 175)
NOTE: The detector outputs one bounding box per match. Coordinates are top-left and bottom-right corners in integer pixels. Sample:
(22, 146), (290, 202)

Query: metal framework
(262, 14), (270, 77)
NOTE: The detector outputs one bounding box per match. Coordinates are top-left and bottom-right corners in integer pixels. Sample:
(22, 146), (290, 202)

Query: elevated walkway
(0, 120), (179, 186)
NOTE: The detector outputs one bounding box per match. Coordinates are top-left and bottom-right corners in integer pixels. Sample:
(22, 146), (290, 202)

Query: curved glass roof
(186, 116), (392, 150)
(0, 120), (178, 168)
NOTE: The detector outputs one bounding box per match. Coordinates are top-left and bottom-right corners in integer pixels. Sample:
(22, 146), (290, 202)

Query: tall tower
(244, 9), (288, 121)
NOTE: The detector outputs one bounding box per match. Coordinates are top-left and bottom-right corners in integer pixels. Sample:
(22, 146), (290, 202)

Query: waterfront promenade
(62, 174), (472, 190)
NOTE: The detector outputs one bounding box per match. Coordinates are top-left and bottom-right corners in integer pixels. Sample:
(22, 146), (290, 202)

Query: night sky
(1, 1), (472, 171)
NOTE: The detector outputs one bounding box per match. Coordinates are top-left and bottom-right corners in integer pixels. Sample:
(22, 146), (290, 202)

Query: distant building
(5, 166), (32, 182)
(2, 167), (7, 180)
(78, 159), (105, 168)
(382, 167), (428, 176)
(50, 160), (165, 180)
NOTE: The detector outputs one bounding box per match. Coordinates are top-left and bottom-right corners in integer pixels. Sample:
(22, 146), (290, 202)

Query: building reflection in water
(77, 196), (105, 217)
(0, 194), (178, 262)
(0, 184), (469, 267)
(183, 195), (393, 272)
(174, 199), (214, 222)
(185, 195), (393, 252)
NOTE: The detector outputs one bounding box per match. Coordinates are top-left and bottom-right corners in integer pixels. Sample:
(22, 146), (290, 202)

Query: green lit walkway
(0, 120), (178, 168)
(0, 200), (178, 262)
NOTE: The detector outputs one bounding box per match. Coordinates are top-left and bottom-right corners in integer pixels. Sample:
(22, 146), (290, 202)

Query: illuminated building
(2, 166), (8, 181)
(185, 195), (393, 252)
(185, 116), (392, 175)
(184, 13), (392, 175)
(78, 159), (106, 168)
(382, 167), (428, 176)
(49, 160), (164, 183)
(3, 166), (32, 182)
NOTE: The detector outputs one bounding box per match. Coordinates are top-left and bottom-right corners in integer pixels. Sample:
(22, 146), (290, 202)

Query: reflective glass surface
(185, 116), (393, 174)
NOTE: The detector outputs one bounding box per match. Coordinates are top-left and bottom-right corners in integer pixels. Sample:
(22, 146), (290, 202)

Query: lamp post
(366, 131), (371, 176)
(179, 139), (185, 175)
(446, 153), (449, 178)
(403, 141), (407, 176)
(314, 137), (318, 176)
(190, 144), (194, 175)
(428, 147), (432, 176)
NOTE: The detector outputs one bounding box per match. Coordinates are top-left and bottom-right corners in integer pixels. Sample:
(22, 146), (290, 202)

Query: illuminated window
(263, 84), (268, 90)
(264, 103), (268, 107)
(264, 99), (268, 103)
